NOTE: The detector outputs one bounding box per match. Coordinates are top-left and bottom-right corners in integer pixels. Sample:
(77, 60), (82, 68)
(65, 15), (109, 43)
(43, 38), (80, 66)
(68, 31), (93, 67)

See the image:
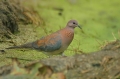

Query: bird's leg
(60, 52), (67, 57)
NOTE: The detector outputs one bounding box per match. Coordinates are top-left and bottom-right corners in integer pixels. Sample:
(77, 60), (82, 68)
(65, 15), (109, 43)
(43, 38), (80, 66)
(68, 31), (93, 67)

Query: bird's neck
(64, 27), (74, 38)
(60, 27), (74, 45)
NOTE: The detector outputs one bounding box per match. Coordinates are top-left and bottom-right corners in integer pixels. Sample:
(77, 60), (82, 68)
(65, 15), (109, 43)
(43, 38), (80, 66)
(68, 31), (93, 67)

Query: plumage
(6, 20), (81, 55)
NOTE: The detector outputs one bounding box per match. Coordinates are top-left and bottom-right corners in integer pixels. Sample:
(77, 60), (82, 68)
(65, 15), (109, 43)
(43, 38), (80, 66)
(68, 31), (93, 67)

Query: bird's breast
(60, 28), (74, 46)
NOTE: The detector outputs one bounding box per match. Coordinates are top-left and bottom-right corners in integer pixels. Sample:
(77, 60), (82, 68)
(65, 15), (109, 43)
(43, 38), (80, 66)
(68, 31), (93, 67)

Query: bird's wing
(6, 33), (62, 52)
(32, 33), (62, 52)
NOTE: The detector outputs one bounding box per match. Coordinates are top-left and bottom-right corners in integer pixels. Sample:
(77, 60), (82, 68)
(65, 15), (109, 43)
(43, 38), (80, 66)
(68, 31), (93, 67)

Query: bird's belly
(43, 45), (68, 55)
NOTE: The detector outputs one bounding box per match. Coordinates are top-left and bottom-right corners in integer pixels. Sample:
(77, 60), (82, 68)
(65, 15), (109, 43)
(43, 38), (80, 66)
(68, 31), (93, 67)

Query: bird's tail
(0, 46), (21, 54)
(6, 42), (34, 49)
(6, 46), (22, 49)
(0, 42), (35, 54)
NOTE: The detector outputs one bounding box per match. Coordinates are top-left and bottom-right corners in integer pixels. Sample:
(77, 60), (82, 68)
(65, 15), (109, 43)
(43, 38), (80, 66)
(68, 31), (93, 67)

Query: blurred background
(0, 0), (120, 66)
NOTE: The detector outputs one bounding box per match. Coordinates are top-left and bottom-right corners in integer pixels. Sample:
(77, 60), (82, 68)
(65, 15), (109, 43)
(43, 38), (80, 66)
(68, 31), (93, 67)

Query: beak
(77, 24), (82, 29)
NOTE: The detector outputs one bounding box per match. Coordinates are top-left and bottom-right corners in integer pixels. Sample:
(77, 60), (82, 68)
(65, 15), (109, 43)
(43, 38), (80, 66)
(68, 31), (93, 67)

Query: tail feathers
(6, 42), (34, 49)
(6, 46), (22, 49)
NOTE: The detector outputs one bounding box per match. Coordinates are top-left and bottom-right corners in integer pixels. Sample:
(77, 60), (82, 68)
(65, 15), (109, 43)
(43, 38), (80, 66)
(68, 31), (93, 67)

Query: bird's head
(67, 20), (81, 29)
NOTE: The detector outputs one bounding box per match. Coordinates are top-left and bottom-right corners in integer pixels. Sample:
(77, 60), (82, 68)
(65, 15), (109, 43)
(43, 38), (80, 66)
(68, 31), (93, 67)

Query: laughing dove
(6, 20), (81, 55)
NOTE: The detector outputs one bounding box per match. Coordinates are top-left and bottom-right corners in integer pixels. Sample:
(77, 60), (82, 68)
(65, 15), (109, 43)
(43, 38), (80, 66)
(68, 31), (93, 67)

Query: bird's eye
(73, 22), (75, 24)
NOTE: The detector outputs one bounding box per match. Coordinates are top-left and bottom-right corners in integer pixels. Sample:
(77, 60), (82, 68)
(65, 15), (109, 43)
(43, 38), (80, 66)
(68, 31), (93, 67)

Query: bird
(6, 20), (81, 55)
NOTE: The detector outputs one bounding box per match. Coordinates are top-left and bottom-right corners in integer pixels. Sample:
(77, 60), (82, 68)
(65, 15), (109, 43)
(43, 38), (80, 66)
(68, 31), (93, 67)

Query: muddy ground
(0, 0), (120, 79)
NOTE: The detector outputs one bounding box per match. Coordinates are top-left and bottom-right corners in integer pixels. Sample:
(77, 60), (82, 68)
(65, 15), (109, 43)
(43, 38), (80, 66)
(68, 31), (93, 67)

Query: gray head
(66, 20), (81, 29)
